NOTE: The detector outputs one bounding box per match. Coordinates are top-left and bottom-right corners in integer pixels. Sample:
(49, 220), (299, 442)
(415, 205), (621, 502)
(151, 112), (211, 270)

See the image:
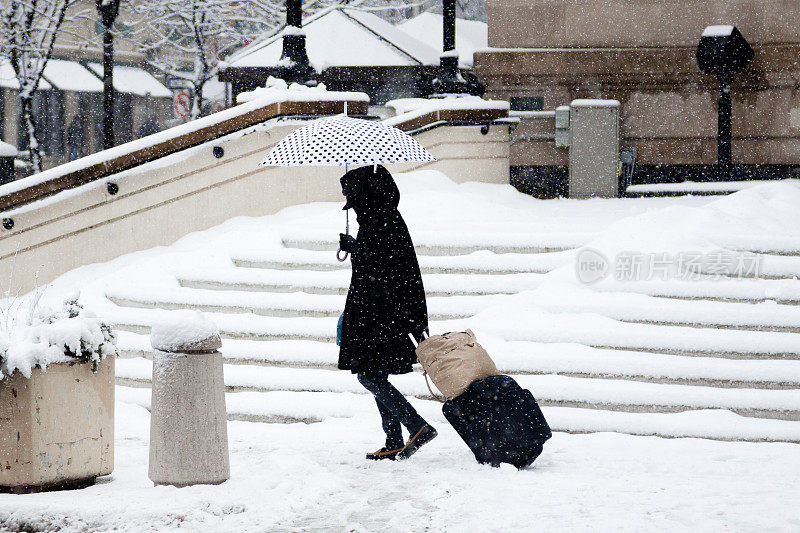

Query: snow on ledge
(571, 99), (620, 108)
(627, 179), (800, 194)
(0, 80), (369, 205)
(237, 76), (369, 105)
(150, 310), (220, 353)
(702, 25), (735, 38)
(383, 95), (509, 127)
(281, 25), (306, 36)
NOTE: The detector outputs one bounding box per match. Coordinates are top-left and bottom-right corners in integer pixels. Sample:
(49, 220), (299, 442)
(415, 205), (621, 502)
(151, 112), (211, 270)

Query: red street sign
(173, 91), (191, 118)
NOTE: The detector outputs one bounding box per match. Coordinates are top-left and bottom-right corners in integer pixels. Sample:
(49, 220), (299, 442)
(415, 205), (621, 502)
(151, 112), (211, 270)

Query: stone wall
(488, 0), (800, 48)
(478, 0), (800, 169)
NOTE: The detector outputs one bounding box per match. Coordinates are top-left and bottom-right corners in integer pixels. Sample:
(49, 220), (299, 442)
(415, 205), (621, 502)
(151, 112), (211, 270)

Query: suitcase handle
(423, 371), (446, 403)
(407, 330), (429, 348)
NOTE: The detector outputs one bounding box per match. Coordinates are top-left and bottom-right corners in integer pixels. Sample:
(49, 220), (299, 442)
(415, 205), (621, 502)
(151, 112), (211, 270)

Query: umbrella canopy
(259, 115), (435, 167)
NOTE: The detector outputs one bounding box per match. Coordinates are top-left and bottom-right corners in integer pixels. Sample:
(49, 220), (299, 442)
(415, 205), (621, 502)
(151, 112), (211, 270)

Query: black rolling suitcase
(442, 374), (551, 468)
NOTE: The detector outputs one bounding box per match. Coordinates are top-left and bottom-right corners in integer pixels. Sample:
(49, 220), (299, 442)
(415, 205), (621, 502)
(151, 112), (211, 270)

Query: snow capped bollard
(148, 311), (229, 487)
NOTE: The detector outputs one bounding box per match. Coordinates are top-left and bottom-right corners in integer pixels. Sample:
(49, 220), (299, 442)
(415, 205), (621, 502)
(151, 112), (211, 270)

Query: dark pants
(357, 372), (427, 449)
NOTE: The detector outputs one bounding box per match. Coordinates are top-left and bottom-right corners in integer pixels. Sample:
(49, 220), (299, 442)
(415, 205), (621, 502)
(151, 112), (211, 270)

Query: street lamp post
(96, 0), (120, 150)
(428, 0), (484, 96)
(696, 26), (753, 179)
(278, 0), (316, 85)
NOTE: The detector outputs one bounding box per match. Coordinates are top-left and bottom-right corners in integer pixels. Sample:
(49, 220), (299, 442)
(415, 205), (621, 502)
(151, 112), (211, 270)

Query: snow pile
(236, 76), (369, 105)
(454, 180), (800, 341)
(545, 180), (800, 287)
(0, 295), (116, 379)
(150, 310), (220, 353)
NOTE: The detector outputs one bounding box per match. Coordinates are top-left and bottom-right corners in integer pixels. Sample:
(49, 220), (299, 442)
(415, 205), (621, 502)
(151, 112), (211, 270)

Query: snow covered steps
(279, 229), (590, 256)
(105, 287), (507, 321)
(174, 267), (545, 297)
(103, 223), (800, 444)
(115, 384), (800, 444)
(105, 307), (800, 359)
(105, 286), (800, 334)
(593, 277), (800, 306)
(116, 360), (800, 421)
(113, 331), (800, 390)
(232, 248), (570, 275)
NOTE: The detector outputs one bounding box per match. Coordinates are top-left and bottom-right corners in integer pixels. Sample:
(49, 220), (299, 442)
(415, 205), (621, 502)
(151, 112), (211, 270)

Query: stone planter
(0, 356), (115, 493)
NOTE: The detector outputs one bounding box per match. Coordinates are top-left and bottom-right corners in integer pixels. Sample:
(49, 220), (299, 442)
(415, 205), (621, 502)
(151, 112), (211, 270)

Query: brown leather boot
(366, 446), (404, 461)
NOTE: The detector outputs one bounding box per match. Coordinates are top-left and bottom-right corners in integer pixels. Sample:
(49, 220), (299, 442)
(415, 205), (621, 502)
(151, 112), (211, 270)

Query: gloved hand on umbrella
(339, 233), (357, 253)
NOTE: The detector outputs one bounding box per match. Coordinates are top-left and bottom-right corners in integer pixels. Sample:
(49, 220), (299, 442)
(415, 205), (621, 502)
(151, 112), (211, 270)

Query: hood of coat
(340, 164), (400, 220)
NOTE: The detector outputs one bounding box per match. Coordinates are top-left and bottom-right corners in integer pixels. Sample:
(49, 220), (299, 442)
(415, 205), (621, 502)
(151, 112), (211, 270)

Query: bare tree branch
(1, 0), (84, 173)
(126, 0), (355, 118)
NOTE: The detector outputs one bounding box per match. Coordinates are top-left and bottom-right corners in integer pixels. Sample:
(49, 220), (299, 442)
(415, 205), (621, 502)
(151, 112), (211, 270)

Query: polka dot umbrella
(260, 114), (436, 262)
(259, 115), (436, 168)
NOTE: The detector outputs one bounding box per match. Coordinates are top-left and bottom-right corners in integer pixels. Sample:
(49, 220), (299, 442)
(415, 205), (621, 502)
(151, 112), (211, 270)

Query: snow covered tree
(128, 0), (371, 119)
(128, 0), (287, 118)
(0, 0), (85, 173)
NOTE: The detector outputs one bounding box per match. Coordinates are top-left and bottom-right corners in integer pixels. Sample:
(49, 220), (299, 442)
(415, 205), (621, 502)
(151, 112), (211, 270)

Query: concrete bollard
(148, 311), (230, 487)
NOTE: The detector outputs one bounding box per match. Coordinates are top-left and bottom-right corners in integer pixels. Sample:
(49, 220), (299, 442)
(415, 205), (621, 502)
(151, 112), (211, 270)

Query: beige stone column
(148, 314), (230, 487)
(3, 89), (18, 147)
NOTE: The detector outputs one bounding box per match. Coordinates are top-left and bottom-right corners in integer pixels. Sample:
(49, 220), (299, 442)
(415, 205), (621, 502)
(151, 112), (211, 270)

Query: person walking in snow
(337, 164), (438, 461)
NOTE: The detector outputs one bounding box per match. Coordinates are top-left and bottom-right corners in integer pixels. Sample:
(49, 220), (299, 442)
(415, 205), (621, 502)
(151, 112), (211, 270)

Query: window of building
(17, 90), (64, 156)
(114, 93), (133, 145)
(510, 97), (544, 111)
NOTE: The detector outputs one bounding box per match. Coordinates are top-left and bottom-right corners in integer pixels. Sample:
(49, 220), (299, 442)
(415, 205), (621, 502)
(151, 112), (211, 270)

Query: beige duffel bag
(412, 330), (499, 401)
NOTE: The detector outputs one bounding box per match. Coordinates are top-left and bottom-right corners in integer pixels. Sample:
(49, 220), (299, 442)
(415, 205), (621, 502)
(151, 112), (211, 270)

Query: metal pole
(427, 0), (484, 96)
(443, 0), (455, 53)
(278, 0), (316, 85)
(97, 0), (120, 150)
(717, 74), (732, 178)
(102, 24), (114, 150)
(286, 0), (301, 28)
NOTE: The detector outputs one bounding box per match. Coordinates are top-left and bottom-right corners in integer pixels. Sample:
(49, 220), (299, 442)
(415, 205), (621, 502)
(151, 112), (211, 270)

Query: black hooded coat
(337, 165), (428, 375)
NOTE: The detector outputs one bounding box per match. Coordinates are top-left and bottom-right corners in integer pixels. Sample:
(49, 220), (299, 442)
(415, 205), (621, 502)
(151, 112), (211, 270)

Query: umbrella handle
(337, 209), (350, 262)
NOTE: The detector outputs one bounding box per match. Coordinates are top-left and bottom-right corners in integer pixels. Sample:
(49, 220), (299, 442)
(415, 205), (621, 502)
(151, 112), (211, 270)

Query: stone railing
(386, 101), (512, 183)
(0, 97), (369, 213)
(0, 95), (511, 295)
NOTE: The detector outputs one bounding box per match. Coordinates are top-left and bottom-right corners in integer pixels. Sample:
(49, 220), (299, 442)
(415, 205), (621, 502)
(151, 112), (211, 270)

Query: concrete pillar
(568, 99), (620, 198)
(148, 312), (229, 487)
(3, 89), (18, 148)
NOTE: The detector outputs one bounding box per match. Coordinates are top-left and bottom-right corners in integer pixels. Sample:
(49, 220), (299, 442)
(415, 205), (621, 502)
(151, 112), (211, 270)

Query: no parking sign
(173, 91), (192, 118)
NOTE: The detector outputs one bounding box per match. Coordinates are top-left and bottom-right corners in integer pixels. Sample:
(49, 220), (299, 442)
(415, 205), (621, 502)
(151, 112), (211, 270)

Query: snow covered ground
(2, 171), (800, 531)
(2, 401), (799, 532)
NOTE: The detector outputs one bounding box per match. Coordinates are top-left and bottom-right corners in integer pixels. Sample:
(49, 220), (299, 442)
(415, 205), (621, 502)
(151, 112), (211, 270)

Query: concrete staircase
(108, 231), (800, 444)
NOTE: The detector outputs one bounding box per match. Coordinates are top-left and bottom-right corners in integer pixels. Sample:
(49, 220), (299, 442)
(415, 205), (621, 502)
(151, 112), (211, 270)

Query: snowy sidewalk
(1, 401), (798, 532)
(3, 171), (800, 531)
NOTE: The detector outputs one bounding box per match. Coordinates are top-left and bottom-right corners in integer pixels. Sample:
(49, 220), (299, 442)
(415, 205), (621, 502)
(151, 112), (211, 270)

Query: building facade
(0, 0), (174, 177)
(475, 0), (800, 182)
